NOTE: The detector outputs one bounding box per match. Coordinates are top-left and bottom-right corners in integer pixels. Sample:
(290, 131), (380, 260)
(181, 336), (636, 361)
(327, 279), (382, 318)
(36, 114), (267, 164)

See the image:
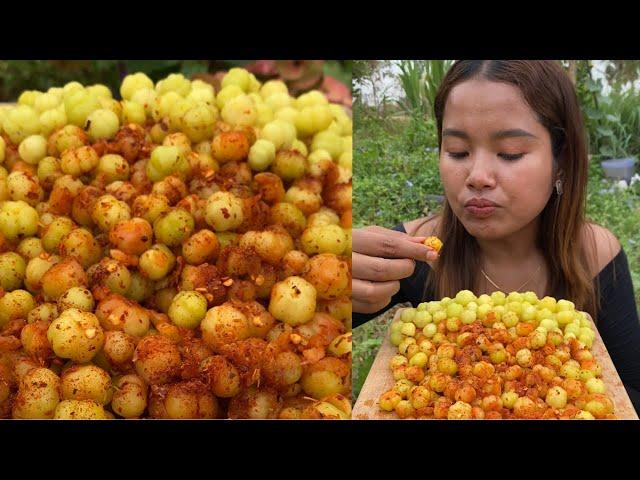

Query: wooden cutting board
(353, 307), (639, 420)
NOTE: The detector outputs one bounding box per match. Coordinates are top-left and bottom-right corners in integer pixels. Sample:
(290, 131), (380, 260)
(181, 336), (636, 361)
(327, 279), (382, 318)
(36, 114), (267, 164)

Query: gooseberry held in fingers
(423, 236), (443, 254)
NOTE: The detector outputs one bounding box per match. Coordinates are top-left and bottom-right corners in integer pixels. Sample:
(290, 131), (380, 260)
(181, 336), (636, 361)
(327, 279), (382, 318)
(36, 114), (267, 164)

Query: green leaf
(584, 107), (603, 120)
(596, 127), (615, 137)
(599, 146), (614, 157)
(588, 81), (602, 93)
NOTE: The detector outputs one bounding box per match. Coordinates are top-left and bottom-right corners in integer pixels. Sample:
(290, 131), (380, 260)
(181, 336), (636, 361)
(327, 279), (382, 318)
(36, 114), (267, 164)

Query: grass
(353, 114), (442, 229)
(352, 114), (640, 402)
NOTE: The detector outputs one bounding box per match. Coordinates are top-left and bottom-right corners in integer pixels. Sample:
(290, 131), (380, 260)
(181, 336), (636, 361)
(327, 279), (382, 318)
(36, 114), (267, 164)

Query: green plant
(573, 61), (604, 156)
(423, 60), (454, 115)
(573, 60), (640, 161)
(594, 111), (634, 160)
(396, 60), (453, 119)
(600, 88), (640, 159)
(396, 60), (429, 119)
(403, 116), (438, 151)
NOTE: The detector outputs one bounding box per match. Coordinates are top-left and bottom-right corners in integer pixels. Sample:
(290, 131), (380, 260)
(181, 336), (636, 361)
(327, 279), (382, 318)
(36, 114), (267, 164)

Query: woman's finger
(364, 225), (427, 242)
(352, 252), (416, 282)
(352, 278), (401, 305)
(353, 229), (435, 262)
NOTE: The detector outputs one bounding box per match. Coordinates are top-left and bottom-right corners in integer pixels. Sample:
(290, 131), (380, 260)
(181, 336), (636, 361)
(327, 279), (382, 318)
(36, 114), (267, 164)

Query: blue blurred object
(601, 157), (637, 182)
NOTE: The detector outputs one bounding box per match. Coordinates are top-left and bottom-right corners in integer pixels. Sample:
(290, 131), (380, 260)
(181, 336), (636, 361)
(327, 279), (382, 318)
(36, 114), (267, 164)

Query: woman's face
(439, 78), (555, 240)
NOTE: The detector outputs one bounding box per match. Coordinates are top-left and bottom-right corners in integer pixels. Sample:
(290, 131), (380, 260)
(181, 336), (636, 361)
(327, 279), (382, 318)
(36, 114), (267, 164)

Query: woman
(353, 60), (640, 412)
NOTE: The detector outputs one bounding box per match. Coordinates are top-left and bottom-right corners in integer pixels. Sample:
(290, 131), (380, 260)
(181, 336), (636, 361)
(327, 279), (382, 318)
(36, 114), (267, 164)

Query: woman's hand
(352, 226), (438, 314)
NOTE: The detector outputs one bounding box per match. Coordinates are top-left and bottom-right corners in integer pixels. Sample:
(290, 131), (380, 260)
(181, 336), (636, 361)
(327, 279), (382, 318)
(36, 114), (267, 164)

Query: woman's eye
(499, 153), (524, 161)
(447, 151), (469, 159)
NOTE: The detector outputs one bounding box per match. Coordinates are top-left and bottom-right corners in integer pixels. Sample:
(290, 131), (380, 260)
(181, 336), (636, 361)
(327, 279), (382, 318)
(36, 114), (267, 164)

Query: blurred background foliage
(0, 60), (352, 103)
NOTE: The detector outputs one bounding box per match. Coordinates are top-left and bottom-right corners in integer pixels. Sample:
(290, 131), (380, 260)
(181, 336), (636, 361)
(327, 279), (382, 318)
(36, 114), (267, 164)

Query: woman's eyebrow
(441, 128), (538, 140)
(442, 128), (469, 140)
(442, 128), (469, 139)
(491, 129), (538, 140)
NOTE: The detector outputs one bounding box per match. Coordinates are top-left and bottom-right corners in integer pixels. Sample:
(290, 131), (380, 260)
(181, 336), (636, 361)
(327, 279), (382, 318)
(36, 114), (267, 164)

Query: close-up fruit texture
(0, 66), (353, 420)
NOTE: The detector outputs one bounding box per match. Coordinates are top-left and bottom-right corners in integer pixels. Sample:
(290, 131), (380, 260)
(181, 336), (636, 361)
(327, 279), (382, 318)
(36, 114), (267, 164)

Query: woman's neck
(476, 218), (547, 294)
(477, 220), (541, 265)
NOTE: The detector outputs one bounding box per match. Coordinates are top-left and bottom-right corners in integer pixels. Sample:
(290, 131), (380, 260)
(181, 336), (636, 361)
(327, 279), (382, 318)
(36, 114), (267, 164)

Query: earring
(555, 179), (563, 196)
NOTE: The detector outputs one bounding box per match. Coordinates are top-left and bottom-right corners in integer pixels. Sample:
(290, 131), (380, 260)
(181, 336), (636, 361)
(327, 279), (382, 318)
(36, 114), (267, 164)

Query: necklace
(480, 264), (543, 292)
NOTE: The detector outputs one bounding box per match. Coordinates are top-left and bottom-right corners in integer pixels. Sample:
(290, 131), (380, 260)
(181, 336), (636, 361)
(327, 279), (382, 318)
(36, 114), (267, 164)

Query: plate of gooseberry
(353, 290), (638, 420)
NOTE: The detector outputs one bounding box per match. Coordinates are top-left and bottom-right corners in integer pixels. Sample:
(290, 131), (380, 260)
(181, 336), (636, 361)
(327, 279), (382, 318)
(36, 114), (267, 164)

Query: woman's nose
(465, 152), (497, 191)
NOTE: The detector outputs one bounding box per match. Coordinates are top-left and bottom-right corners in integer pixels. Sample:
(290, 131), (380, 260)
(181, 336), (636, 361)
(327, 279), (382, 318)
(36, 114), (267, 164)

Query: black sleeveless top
(353, 223), (640, 415)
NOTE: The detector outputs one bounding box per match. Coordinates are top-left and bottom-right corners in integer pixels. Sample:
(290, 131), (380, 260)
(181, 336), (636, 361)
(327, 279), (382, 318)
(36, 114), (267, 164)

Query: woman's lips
(463, 198), (499, 218)
(465, 205), (497, 218)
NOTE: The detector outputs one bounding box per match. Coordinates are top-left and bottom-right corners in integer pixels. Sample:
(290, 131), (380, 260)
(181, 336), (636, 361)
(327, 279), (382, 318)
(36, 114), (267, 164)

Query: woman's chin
(460, 217), (503, 240)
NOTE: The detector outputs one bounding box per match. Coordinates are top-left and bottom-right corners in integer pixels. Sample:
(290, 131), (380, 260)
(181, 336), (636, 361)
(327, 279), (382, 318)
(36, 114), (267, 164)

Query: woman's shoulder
(403, 215), (441, 237)
(581, 222), (622, 277)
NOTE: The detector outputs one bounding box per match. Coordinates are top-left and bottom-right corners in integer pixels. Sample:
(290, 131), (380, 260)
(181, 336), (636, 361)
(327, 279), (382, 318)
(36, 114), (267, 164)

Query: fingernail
(426, 250), (438, 261)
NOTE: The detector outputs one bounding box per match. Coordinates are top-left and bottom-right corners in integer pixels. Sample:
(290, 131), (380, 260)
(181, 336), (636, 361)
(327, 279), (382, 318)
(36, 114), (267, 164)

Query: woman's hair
(425, 60), (599, 317)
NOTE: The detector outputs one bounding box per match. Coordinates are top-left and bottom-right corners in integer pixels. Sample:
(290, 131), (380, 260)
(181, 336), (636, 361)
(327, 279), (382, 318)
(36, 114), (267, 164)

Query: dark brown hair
(425, 60), (598, 316)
